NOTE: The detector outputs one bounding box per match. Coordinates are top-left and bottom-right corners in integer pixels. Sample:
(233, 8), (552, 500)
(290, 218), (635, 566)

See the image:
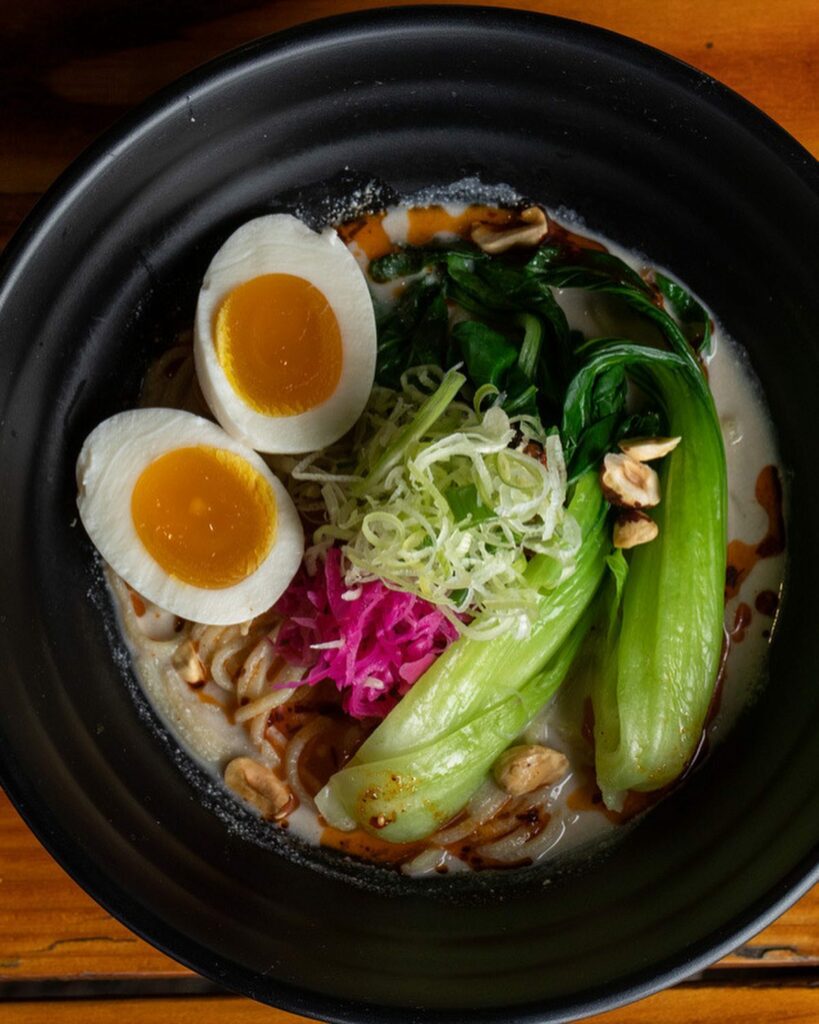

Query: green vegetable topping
(316, 473), (608, 841)
(576, 343), (726, 803)
(311, 215), (728, 838)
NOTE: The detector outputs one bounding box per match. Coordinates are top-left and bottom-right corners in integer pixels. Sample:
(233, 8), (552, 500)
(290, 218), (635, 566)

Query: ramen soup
(81, 199), (785, 876)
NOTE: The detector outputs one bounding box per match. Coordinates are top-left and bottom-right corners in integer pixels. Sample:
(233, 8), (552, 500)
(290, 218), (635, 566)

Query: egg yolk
(131, 446), (276, 590)
(213, 274), (343, 416)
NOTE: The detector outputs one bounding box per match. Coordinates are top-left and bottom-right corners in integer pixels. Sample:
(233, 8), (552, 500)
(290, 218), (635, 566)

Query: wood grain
(1, 1), (817, 1021)
(0, 793), (184, 980)
(3, 986), (819, 1024)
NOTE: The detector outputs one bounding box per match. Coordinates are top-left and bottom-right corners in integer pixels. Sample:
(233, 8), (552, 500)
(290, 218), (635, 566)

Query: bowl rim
(0, 6), (817, 1022)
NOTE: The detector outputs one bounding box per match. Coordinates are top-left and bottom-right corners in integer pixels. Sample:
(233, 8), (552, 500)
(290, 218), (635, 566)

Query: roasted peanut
(471, 206), (549, 254)
(600, 452), (660, 508)
(618, 435), (681, 462)
(613, 509), (660, 549)
(493, 744), (569, 796)
(224, 757), (292, 819)
(171, 639), (206, 685)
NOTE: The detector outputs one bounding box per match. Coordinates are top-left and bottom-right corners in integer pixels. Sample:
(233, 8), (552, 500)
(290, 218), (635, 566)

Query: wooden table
(1, 2), (817, 1021)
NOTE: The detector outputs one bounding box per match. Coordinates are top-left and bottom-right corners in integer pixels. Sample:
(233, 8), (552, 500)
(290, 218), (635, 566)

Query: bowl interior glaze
(0, 8), (818, 1023)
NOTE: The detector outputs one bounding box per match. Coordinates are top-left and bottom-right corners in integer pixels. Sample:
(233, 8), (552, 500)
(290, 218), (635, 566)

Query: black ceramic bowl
(1, 7), (818, 1022)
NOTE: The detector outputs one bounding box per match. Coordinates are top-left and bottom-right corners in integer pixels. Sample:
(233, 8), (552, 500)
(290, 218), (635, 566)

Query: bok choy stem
(317, 472), (609, 837)
(316, 610), (592, 843)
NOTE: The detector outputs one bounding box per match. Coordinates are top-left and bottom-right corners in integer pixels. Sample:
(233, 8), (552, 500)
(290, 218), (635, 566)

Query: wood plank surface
(3, 986), (819, 1024)
(0, 792), (185, 980)
(1, 1), (817, 1022)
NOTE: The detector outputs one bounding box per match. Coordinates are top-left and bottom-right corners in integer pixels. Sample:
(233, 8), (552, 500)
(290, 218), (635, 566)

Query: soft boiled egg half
(194, 214), (377, 453)
(76, 408), (303, 625)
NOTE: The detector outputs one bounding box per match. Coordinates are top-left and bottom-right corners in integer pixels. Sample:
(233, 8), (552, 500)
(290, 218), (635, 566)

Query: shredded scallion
(290, 367), (581, 638)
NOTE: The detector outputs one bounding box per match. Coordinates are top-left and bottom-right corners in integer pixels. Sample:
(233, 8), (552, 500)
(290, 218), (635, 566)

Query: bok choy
(573, 342), (726, 802)
(316, 223), (727, 838)
(316, 612), (591, 842)
(317, 472), (609, 839)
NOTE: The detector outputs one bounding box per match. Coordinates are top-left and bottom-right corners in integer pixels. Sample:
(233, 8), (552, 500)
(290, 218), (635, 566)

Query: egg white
(76, 408), (303, 625)
(194, 214), (377, 453)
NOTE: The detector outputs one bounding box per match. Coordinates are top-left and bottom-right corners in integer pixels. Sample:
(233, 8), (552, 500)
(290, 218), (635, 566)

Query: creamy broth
(108, 200), (786, 876)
